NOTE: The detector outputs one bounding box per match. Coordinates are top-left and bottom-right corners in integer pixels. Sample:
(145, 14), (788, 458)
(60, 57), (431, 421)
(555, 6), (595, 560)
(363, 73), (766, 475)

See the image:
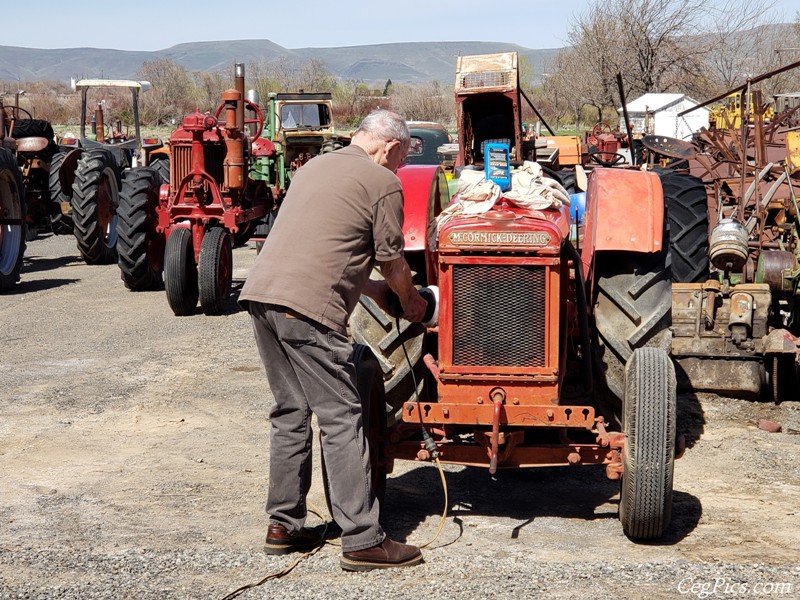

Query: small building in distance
(618, 93), (709, 140)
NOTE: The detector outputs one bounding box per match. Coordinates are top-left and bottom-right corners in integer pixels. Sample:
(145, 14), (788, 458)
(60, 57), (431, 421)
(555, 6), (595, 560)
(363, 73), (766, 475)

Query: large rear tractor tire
(117, 167), (164, 291)
(253, 209), (278, 254)
(164, 228), (198, 316)
(321, 344), (388, 518)
(349, 267), (427, 424)
(619, 347), (677, 540)
(0, 148), (27, 292)
(657, 170), (709, 283)
(150, 156), (170, 186)
(198, 226), (233, 316)
(48, 150), (74, 235)
(593, 244), (672, 424)
(71, 149), (121, 264)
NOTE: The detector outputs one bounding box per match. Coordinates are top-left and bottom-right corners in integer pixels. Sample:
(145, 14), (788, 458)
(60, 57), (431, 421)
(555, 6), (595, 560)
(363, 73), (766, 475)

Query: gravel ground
(1, 233), (799, 599)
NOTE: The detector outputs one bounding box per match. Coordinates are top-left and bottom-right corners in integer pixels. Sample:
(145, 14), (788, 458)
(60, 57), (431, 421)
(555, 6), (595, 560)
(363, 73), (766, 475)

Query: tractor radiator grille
(459, 71), (512, 90)
(171, 143), (225, 191)
(452, 264), (546, 367)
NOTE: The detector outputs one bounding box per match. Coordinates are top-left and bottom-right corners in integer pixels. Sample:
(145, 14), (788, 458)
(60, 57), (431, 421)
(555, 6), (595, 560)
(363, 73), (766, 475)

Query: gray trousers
(248, 302), (385, 552)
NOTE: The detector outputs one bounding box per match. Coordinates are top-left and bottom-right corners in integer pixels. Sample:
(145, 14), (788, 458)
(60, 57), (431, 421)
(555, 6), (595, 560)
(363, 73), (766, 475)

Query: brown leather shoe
(340, 537), (423, 571)
(264, 523), (322, 555)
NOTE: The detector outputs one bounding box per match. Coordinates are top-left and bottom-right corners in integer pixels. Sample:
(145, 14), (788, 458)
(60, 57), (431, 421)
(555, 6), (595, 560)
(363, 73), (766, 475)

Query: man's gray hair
(354, 109), (410, 147)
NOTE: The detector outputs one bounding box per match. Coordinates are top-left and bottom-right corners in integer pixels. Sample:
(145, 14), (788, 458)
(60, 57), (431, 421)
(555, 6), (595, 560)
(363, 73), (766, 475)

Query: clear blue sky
(2, 0), (798, 52)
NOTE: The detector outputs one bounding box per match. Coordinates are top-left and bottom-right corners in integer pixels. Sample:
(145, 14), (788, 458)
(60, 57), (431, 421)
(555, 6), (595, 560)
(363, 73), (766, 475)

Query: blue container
(569, 192), (586, 223)
(485, 143), (511, 191)
(569, 192), (586, 243)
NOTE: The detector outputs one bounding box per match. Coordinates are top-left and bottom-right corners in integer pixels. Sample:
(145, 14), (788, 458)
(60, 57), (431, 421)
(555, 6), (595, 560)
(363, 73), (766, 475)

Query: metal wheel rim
(97, 167), (119, 249)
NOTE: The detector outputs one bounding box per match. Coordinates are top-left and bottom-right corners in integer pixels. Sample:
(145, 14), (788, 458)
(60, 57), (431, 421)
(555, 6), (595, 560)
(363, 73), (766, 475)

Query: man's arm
(370, 257), (427, 322)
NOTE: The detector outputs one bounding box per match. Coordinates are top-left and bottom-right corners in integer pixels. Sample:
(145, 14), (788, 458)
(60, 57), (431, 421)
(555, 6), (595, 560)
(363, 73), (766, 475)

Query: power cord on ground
(220, 512), (328, 600)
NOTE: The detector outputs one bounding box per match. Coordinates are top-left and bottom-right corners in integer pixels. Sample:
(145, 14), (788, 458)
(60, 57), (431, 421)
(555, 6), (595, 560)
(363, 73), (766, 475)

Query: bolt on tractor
(55, 79), (167, 265)
(347, 51), (680, 540)
(116, 63), (273, 315)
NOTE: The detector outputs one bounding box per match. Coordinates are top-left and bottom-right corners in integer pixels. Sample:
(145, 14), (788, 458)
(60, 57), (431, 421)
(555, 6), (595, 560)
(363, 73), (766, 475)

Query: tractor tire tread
(71, 149), (121, 264)
(117, 167), (162, 290)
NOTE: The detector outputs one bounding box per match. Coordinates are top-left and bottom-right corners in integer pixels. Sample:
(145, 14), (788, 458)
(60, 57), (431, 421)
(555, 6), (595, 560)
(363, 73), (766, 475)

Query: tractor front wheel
(619, 347), (676, 540)
(71, 149), (121, 264)
(164, 228), (198, 316)
(198, 226), (233, 316)
(0, 148), (27, 292)
(117, 167), (164, 291)
(349, 267), (427, 422)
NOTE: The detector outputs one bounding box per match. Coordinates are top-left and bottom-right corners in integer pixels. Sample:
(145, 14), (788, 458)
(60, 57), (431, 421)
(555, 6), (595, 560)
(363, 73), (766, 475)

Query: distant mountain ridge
(0, 39), (563, 85)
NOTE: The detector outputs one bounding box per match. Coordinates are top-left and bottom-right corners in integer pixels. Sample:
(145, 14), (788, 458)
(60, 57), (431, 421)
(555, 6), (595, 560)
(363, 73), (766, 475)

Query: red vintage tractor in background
(116, 63), (272, 315)
(119, 63), (453, 317)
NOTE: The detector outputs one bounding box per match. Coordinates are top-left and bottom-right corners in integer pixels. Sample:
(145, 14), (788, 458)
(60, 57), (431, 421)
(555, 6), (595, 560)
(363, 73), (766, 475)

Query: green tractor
(249, 92), (350, 245)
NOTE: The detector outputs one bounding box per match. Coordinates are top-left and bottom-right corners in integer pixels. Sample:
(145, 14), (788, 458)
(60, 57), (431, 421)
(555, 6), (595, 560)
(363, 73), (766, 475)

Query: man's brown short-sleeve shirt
(240, 144), (404, 333)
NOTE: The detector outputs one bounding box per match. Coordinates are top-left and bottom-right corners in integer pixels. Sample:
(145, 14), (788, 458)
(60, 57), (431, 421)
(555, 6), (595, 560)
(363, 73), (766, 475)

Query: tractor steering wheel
(589, 151), (626, 167)
(214, 98), (264, 139)
(3, 105), (33, 120)
(591, 121), (613, 138)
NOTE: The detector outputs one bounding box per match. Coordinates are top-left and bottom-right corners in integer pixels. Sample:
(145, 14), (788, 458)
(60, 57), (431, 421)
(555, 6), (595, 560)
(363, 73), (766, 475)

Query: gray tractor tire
(349, 268), (427, 424)
(151, 156), (170, 186)
(164, 228), (199, 316)
(619, 347), (676, 540)
(71, 149), (121, 265)
(0, 148), (27, 292)
(198, 226), (233, 316)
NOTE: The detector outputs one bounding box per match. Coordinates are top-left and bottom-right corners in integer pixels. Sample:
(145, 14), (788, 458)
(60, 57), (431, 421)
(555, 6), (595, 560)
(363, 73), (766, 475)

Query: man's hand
(363, 277), (428, 322)
(376, 257), (429, 323)
(399, 288), (428, 322)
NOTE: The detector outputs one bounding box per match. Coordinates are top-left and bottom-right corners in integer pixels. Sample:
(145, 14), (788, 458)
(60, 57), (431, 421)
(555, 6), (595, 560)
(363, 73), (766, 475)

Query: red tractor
(349, 50), (679, 539)
(350, 164), (679, 540)
(116, 63), (272, 315)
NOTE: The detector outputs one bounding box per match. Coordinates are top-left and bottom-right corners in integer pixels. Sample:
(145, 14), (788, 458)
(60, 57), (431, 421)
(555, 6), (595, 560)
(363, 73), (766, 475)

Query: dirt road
(1, 233), (799, 599)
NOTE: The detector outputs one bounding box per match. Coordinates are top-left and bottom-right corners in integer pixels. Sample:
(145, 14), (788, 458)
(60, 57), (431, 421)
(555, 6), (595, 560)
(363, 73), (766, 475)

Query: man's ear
(385, 139), (402, 154)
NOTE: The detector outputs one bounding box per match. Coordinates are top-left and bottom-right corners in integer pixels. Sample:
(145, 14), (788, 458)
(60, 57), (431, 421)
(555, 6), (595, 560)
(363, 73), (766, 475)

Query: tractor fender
(149, 146), (170, 160)
(396, 164), (450, 252)
(580, 167), (665, 270)
(58, 147), (84, 193)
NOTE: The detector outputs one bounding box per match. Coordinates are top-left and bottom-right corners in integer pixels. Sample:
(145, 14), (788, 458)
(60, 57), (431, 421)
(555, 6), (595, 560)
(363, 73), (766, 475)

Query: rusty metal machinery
(664, 77), (800, 401)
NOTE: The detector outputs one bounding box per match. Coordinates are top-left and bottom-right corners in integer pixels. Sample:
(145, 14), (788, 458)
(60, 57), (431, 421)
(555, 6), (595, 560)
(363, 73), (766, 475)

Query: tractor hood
(436, 202), (569, 255)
